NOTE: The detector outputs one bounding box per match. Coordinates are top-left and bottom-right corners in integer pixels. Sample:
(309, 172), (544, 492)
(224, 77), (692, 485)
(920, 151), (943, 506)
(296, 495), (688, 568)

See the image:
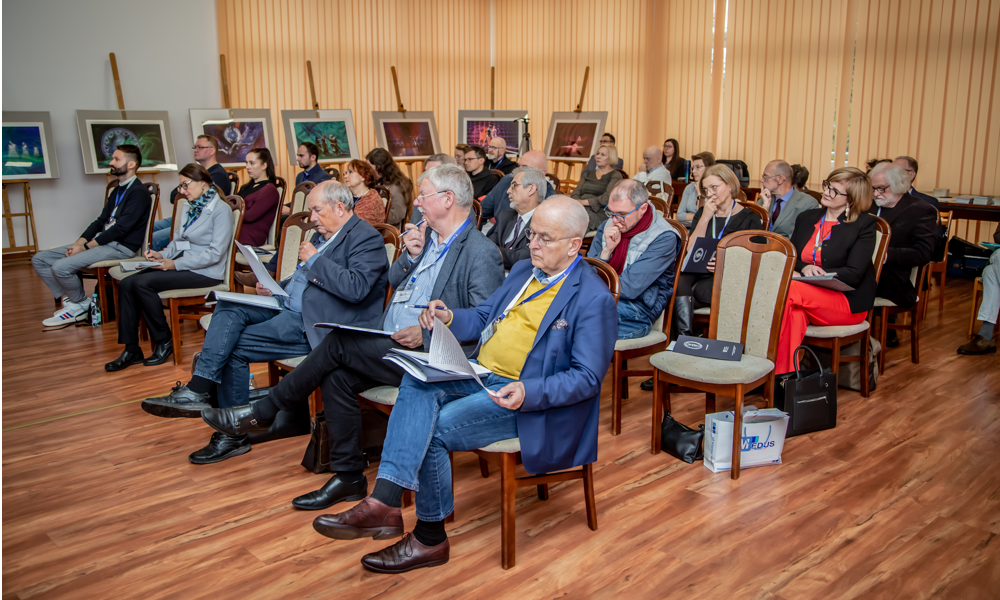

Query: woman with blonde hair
(572, 144), (623, 230)
(775, 166), (878, 372)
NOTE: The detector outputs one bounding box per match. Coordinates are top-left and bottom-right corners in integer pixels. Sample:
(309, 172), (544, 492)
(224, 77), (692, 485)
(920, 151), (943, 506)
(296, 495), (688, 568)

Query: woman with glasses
(366, 148), (414, 229)
(673, 164), (762, 337)
(106, 163), (234, 372)
(235, 148), (280, 246)
(572, 144), (623, 230)
(676, 151), (716, 227)
(662, 138), (686, 181)
(774, 167), (878, 373)
(344, 159), (386, 225)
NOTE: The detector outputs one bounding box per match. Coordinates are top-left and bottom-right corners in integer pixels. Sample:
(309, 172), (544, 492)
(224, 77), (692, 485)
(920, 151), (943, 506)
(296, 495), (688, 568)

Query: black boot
(143, 339), (174, 366)
(672, 296), (695, 339)
(189, 432), (251, 464)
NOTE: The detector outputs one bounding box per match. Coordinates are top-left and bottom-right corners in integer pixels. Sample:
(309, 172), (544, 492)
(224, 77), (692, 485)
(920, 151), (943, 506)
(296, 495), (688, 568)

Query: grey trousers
(979, 251), (1000, 324)
(31, 243), (135, 303)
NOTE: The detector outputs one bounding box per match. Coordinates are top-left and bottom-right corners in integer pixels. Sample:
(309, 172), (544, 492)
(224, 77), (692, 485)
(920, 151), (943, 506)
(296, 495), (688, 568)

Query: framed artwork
(2, 111), (59, 180)
(76, 110), (176, 174)
(543, 111), (608, 162)
(189, 109), (274, 168)
(281, 109), (360, 165)
(457, 110), (528, 155)
(372, 111), (440, 160)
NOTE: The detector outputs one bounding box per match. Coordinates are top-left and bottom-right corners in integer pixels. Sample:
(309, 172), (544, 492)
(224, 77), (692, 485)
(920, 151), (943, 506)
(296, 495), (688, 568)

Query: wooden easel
(307, 60), (347, 183)
(104, 52), (162, 216)
(219, 54), (246, 186)
(2, 180), (40, 261)
(550, 67), (591, 189)
(388, 66), (424, 182)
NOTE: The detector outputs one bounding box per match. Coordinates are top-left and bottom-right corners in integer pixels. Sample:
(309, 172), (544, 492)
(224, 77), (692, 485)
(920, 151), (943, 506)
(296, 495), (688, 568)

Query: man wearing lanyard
(485, 137), (518, 176)
(293, 197), (617, 574)
(141, 182), (390, 465)
(34, 145), (151, 327)
(200, 164), (504, 510)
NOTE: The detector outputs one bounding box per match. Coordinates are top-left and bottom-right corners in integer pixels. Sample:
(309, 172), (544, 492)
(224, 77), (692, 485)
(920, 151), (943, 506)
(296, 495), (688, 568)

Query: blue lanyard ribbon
(812, 214), (838, 265)
(406, 219), (470, 286)
(711, 201), (736, 239)
(516, 254), (580, 307)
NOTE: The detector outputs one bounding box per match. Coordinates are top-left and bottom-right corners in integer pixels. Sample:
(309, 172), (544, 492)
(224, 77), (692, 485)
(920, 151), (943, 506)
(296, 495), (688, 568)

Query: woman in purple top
(235, 148), (280, 246)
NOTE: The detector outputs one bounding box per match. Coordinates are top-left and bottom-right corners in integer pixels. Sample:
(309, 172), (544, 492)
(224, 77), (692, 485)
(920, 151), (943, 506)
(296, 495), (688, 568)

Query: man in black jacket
(893, 155), (946, 260)
(463, 145), (501, 200)
(487, 166), (547, 269)
(33, 145), (151, 327)
(485, 137), (518, 176)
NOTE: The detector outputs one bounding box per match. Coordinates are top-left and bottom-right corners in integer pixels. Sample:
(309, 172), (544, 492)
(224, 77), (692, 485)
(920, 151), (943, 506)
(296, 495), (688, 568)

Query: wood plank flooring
(3, 264), (999, 599)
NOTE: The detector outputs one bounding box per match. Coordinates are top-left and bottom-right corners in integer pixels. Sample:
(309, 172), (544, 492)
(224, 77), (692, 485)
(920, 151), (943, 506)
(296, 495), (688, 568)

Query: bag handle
(793, 345), (825, 379)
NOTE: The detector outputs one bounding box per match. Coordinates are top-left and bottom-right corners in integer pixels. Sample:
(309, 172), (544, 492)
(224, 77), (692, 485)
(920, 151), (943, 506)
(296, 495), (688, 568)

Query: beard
(109, 164), (128, 176)
(873, 195), (889, 207)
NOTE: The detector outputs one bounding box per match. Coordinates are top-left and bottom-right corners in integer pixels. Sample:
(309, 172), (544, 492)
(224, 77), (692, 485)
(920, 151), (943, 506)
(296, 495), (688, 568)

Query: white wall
(2, 0), (222, 249)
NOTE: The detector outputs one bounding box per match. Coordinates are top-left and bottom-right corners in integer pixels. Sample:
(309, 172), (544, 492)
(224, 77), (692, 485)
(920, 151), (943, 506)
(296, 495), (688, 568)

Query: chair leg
(611, 353), (622, 436)
(621, 358), (629, 400)
(910, 307), (920, 365)
(969, 282), (981, 337)
(860, 333), (871, 399)
(938, 264), (947, 311)
(582, 463), (598, 531)
(705, 393), (716, 414)
(731, 385), (745, 480)
(267, 362), (281, 387)
(96, 267), (111, 322)
(876, 308), (888, 374)
(111, 279), (120, 325)
(830, 340), (842, 379)
(446, 452), (455, 524)
(536, 484), (549, 500)
(764, 374), (775, 408)
(478, 457), (491, 478)
(500, 453), (517, 570)
(651, 372), (664, 454)
(170, 298), (183, 366)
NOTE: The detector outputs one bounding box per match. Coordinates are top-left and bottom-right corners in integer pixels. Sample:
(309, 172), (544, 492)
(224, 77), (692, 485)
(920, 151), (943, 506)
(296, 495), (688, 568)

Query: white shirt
(633, 164), (672, 185)
(503, 207), (536, 245)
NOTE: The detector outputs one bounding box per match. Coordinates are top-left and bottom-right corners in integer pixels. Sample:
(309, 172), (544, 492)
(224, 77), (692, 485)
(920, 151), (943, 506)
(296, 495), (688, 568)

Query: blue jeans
(151, 218), (171, 251)
(378, 373), (519, 522)
(616, 298), (653, 340)
(193, 301), (312, 408)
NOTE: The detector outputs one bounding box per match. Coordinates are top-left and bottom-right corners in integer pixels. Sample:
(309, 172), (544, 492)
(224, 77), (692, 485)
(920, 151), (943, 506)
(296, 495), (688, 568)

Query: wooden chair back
(221, 195), (246, 290)
(736, 188), (748, 202)
(472, 199), (483, 228)
(265, 176), (288, 247)
(582, 257), (621, 304)
(103, 180), (118, 204)
(141, 183), (161, 253)
(374, 184), (393, 220)
(616, 169), (630, 180)
(739, 201), (770, 232)
(226, 171), (240, 195)
(661, 218), (689, 337)
(708, 231), (797, 361)
(276, 212), (318, 281)
(323, 165), (341, 181)
(873, 216), (892, 282)
(645, 180), (673, 201)
(545, 173), (561, 195)
(490, 169), (505, 180)
(649, 196), (670, 218)
(290, 181), (316, 214)
(373, 223), (402, 307)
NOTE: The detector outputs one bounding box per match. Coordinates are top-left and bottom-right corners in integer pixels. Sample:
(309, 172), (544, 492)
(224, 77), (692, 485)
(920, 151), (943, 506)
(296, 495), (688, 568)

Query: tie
(771, 198), (783, 230)
(505, 217), (523, 248)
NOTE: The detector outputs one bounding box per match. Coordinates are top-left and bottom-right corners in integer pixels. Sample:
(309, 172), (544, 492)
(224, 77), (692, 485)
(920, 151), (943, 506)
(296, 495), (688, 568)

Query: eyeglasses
(760, 173), (780, 182)
(872, 185), (890, 194)
(603, 203), (644, 222)
(415, 190), (450, 202)
(509, 181), (534, 190)
(463, 157), (481, 163)
(704, 183), (725, 194)
(177, 179), (200, 191)
(821, 180), (849, 200)
(525, 229), (575, 247)
(191, 145), (214, 150)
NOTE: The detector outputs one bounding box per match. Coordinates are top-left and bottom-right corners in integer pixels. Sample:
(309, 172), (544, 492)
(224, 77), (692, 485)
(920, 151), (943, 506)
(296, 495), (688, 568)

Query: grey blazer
(760, 188), (819, 238)
(162, 196), (235, 281)
(379, 216), (505, 351)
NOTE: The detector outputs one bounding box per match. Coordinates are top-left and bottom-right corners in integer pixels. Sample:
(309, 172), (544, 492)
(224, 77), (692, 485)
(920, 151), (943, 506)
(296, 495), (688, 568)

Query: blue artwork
(2, 124), (49, 178)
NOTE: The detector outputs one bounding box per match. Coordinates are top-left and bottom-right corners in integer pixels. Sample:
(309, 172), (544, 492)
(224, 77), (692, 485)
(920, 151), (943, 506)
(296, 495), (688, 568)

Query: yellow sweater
(477, 278), (564, 380)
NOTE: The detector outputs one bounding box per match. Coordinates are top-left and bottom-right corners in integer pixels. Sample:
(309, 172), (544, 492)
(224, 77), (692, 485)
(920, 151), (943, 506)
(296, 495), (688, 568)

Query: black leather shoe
(143, 340), (174, 366)
(202, 404), (272, 436)
(247, 408), (311, 445)
(141, 381), (212, 418)
(640, 377), (654, 391)
(188, 431), (251, 464)
(105, 349), (145, 372)
(292, 474), (368, 510)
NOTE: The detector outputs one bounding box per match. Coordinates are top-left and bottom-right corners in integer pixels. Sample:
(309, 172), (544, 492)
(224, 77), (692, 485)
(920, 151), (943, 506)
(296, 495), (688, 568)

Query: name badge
(104, 218), (116, 231)
(175, 241), (191, 251)
(392, 287), (413, 303)
(479, 316), (503, 347)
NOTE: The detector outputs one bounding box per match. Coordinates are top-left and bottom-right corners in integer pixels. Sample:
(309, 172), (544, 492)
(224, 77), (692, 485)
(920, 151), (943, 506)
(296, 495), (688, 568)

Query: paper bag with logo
(703, 408), (790, 473)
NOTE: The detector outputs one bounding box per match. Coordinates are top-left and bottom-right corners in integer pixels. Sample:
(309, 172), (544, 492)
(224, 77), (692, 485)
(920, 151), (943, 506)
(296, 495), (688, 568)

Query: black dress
(677, 205), (763, 308)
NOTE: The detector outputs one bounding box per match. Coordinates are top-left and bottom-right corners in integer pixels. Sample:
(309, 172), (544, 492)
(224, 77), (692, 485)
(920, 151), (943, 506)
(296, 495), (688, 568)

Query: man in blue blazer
(141, 181), (389, 464)
(308, 196), (618, 574)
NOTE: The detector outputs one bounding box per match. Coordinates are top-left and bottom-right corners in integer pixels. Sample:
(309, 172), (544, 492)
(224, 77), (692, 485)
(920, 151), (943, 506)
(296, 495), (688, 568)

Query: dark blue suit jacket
(296, 165), (332, 186)
(448, 259), (617, 474)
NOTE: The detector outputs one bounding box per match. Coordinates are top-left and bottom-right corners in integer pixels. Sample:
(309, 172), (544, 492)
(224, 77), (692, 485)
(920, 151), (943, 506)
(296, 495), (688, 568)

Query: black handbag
(660, 411), (704, 463)
(775, 346), (838, 437)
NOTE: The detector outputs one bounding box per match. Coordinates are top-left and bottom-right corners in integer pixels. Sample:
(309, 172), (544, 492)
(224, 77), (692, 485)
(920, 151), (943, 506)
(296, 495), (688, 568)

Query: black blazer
(909, 188), (946, 260)
(689, 204), (762, 237)
(790, 209), (877, 314)
(81, 179), (152, 253)
(870, 194), (937, 308)
(486, 208), (531, 269)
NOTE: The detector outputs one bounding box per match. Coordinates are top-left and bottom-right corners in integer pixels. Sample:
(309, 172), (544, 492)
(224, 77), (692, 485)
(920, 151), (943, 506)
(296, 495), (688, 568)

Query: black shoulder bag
(660, 411), (705, 463)
(775, 346), (838, 437)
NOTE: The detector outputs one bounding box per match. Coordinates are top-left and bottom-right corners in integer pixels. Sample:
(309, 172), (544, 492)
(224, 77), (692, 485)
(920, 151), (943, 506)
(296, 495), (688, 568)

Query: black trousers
(677, 272), (716, 309)
(268, 331), (407, 472)
(117, 270), (220, 349)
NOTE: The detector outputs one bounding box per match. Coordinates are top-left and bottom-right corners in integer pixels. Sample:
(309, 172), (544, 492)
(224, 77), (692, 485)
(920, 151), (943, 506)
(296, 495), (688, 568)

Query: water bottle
(249, 373), (256, 390)
(90, 293), (102, 327)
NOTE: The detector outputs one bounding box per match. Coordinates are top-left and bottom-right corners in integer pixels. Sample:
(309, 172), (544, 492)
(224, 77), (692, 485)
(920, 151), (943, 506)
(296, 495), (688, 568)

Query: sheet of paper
(235, 241), (288, 296)
(206, 290), (281, 310)
(428, 317), (499, 396)
(313, 323), (393, 335)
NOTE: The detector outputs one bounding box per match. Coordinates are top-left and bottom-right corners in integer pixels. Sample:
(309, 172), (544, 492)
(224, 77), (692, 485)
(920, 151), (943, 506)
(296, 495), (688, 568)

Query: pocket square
(551, 318), (569, 330)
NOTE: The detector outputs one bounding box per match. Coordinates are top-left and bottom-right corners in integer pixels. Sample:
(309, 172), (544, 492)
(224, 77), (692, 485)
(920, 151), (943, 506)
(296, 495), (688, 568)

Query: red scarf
(607, 207), (653, 274)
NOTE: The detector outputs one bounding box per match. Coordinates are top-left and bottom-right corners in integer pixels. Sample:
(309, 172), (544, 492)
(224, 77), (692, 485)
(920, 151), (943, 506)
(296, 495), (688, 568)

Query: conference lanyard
(812, 214), (838, 265)
(404, 219), (470, 288)
(107, 179), (133, 222)
(876, 206), (882, 217)
(711, 201), (737, 239)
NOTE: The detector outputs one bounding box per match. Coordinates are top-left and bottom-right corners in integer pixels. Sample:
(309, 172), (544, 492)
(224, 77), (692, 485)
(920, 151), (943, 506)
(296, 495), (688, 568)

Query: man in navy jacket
(308, 196), (617, 574)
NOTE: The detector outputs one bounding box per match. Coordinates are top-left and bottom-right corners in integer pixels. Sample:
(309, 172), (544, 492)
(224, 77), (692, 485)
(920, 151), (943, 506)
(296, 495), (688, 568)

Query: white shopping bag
(704, 408), (790, 473)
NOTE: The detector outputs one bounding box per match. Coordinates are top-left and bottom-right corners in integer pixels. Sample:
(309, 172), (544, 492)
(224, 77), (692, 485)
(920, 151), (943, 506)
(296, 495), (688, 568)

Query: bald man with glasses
(485, 137), (518, 176)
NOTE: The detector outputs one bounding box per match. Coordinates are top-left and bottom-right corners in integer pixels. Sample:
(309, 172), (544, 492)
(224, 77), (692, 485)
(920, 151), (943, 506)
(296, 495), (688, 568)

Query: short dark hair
(865, 157), (891, 174)
(691, 151), (716, 166)
(247, 148), (276, 181)
(116, 144), (142, 169)
(299, 142), (320, 160)
(454, 143), (472, 153)
(601, 132), (616, 143)
(196, 135), (219, 151)
(347, 159), (378, 187)
(791, 163), (810, 188)
(178, 162), (214, 184)
(895, 155), (919, 174)
(467, 145), (488, 161)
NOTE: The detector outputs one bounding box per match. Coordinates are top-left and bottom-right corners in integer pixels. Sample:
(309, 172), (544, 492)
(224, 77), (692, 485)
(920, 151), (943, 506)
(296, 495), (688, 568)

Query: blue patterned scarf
(182, 186), (218, 231)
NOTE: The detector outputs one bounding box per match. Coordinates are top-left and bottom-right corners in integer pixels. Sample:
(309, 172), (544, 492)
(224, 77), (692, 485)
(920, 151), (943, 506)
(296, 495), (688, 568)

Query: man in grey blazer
(757, 160), (819, 238)
(199, 164), (505, 510)
(141, 181), (390, 465)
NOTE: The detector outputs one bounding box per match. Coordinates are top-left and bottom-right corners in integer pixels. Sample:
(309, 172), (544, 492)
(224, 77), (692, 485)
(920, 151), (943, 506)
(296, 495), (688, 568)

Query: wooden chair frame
(226, 171), (240, 195)
(373, 184), (393, 222)
(651, 231), (797, 479)
(289, 181), (316, 215)
(648, 196), (670, 219)
(739, 201), (770, 232)
(472, 199), (483, 228)
(872, 264), (928, 372)
(545, 173), (562, 196)
(923, 210), (953, 317)
(644, 180), (673, 205)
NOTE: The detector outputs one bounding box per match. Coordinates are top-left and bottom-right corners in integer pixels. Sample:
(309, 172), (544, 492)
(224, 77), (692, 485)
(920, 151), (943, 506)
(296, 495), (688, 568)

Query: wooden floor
(3, 264), (999, 600)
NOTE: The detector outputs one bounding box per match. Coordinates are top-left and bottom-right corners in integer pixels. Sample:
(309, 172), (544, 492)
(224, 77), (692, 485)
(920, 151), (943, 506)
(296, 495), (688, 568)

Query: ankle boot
(672, 296), (695, 340)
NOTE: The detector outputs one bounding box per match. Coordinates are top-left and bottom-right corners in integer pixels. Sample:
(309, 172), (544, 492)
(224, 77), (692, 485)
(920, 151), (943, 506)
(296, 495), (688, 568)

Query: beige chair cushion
(199, 315), (212, 330)
(650, 350), (774, 385)
(479, 438), (521, 453)
(275, 356), (306, 369)
(385, 243), (396, 265)
(694, 307), (711, 315)
(359, 386), (399, 406)
(615, 330), (668, 351)
(90, 253), (140, 269)
(715, 247), (788, 358)
(159, 282), (229, 299)
(109, 265), (140, 281)
(235, 251), (275, 266)
(873, 297), (896, 308)
(804, 321), (870, 338)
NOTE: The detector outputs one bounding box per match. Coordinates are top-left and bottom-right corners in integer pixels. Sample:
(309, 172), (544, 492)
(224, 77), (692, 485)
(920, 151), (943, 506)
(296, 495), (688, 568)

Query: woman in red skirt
(775, 167), (878, 373)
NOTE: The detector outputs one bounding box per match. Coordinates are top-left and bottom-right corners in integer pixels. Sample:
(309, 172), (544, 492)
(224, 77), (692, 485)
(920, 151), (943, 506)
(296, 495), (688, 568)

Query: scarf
(607, 206), (653, 274)
(182, 186), (218, 231)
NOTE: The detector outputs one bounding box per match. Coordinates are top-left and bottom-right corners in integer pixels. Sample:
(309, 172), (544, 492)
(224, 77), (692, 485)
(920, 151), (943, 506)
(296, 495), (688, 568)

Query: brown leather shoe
(361, 533), (450, 574)
(312, 497), (403, 540)
(957, 335), (997, 355)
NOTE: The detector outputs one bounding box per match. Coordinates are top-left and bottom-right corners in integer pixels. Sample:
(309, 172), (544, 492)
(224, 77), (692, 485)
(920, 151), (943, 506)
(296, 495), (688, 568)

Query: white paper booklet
(206, 290), (280, 310)
(235, 241), (288, 296)
(383, 318), (497, 395)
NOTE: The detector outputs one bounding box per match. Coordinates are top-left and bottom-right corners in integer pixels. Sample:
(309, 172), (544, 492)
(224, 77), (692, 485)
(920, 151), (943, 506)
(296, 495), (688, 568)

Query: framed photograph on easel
(372, 111), (440, 160)
(543, 111), (608, 162)
(76, 110), (176, 174)
(2, 111), (59, 180)
(457, 110), (528, 155)
(280, 109), (359, 165)
(189, 109), (274, 168)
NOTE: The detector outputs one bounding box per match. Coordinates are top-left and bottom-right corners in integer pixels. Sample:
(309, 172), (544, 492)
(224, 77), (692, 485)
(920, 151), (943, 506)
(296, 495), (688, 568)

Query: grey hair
(610, 179), (650, 208)
(511, 166), (549, 200)
(542, 195), (589, 238)
(870, 162), (911, 195)
(425, 153), (456, 167)
(771, 160), (793, 181)
(313, 180), (355, 210)
(417, 163), (474, 207)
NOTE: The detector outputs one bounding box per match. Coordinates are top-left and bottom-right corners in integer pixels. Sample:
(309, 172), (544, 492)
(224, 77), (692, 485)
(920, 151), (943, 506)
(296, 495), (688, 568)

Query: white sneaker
(53, 297), (69, 317)
(43, 300), (90, 327)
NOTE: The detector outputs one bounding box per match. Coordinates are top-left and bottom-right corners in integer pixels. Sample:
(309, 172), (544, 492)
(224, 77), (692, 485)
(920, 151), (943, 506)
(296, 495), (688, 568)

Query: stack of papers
(119, 261), (163, 271)
(792, 273), (854, 292)
(383, 318), (497, 396)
